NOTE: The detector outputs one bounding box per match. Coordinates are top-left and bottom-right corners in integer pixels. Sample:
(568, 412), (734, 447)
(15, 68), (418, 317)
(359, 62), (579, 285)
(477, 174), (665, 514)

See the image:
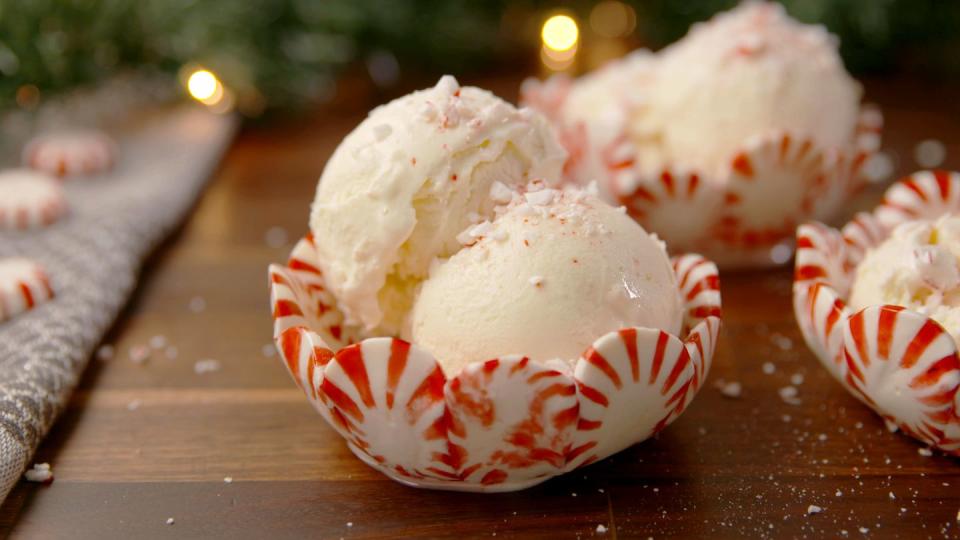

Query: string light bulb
(541, 14), (579, 53)
(590, 1), (636, 38)
(186, 69), (223, 105)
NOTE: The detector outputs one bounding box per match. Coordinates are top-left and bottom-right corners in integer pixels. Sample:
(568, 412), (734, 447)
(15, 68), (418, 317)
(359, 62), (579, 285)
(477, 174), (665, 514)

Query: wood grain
(2, 76), (960, 539)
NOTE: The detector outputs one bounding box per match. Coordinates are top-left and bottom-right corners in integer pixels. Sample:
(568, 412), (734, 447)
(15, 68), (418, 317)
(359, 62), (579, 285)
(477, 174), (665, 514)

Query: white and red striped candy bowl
(521, 77), (883, 269)
(268, 235), (722, 492)
(794, 170), (960, 456)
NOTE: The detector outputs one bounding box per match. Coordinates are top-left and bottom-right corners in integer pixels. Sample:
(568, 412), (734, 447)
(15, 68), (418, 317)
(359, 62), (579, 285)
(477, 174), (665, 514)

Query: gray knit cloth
(0, 107), (236, 502)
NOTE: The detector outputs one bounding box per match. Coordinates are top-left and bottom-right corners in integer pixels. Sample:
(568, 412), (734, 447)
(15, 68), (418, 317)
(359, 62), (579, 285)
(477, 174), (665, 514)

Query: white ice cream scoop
(310, 76), (566, 335)
(407, 184), (683, 376)
(850, 214), (960, 346)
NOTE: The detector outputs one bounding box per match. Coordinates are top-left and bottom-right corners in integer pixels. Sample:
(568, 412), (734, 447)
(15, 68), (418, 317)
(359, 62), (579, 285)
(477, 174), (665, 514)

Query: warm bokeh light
(187, 69), (222, 103)
(540, 44), (577, 72)
(15, 84), (40, 109)
(590, 1), (636, 38)
(541, 14), (579, 52)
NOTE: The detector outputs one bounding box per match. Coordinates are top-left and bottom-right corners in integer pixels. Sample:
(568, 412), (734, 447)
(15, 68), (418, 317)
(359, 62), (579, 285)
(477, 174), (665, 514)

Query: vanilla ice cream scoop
(310, 76), (566, 334)
(637, 2), (861, 178)
(407, 184), (683, 375)
(850, 215), (960, 346)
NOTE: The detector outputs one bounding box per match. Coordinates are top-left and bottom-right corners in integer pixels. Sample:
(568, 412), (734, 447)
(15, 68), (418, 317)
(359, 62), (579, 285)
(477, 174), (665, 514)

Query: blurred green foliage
(1, 0), (957, 114)
(631, 0), (960, 75)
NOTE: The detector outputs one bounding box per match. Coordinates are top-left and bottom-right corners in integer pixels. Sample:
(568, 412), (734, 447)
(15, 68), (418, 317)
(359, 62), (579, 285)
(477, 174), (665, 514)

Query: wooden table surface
(2, 76), (960, 539)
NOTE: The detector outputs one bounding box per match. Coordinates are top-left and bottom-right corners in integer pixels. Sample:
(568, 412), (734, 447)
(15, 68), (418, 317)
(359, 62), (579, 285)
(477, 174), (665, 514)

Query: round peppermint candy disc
(0, 258), (54, 322)
(23, 130), (116, 177)
(0, 169), (67, 230)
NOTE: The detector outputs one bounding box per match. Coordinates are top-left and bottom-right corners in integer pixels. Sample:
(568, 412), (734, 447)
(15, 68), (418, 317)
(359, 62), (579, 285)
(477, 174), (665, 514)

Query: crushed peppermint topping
(806, 505), (823, 515)
(489, 181), (514, 204)
(779, 385), (801, 405)
(435, 75), (460, 96)
(457, 221), (494, 246)
(524, 189), (556, 206)
(24, 463), (53, 483)
(194, 358), (221, 375)
(716, 380), (742, 399)
(129, 345), (150, 364)
(96, 345), (114, 361)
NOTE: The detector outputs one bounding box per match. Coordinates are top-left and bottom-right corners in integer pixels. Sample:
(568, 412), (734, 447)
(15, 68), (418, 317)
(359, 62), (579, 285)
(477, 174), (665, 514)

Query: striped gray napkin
(0, 107), (236, 502)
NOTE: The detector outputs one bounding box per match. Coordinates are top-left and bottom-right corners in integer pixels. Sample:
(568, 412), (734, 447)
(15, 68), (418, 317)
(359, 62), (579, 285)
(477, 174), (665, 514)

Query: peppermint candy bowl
(268, 235), (722, 492)
(794, 170), (960, 456)
(521, 77), (883, 269)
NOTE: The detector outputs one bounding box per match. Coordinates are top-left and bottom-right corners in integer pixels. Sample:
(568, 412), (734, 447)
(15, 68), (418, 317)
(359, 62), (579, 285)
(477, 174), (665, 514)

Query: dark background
(3, 0), (959, 117)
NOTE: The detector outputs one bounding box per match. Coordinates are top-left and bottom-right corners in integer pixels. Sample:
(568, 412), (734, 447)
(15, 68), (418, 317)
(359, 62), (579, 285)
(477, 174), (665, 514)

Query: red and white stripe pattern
(567, 328), (693, 470)
(322, 338), (451, 483)
(843, 306), (960, 452)
(793, 224), (850, 382)
(269, 237), (722, 491)
(839, 211), (886, 270)
(715, 131), (823, 249)
(673, 254), (722, 335)
(794, 171), (960, 456)
(672, 254), (721, 404)
(614, 168), (721, 254)
(0, 169), (67, 230)
(875, 170), (960, 231)
(23, 130), (116, 178)
(0, 258), (54, 322)
(445, 356), (578, 487)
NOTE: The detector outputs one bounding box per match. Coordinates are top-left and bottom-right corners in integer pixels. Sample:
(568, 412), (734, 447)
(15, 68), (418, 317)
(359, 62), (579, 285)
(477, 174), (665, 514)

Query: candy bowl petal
(321, 339), (452, 482)
(566, 327), (694, 470)
(875, 170), (960, 230)
(614, 168), (722, 254)
(842, 305), (960, 450)
(444, 356), (579, 488)
(793, 170), (960, 456)
(269, 237), (722, 491)
(714, 131), (824, 251)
